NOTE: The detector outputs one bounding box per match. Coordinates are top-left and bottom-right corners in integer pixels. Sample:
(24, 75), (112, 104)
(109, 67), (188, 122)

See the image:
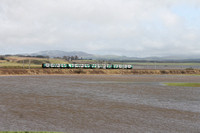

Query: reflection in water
(0, 75), (200, 132)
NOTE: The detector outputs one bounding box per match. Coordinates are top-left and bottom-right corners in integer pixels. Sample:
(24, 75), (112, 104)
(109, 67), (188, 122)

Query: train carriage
(68, 64), (75, 68)
(42, 63), (133, 69)
(91, 64), (97, 69)
(106, 64), (112, 69)
(60, 64), (67, 68)
(84, 64), (91, 68)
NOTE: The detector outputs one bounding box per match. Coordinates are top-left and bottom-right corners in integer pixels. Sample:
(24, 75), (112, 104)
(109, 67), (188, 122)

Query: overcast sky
(0, 0), (200, 57)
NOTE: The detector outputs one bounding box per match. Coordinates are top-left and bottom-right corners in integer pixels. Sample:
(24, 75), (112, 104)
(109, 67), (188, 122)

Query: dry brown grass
(0, 68), (200, 75)
(6, 56), (47, 61)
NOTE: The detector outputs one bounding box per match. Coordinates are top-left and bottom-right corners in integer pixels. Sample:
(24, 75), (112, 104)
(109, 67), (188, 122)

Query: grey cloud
(0, 0), (200, 56)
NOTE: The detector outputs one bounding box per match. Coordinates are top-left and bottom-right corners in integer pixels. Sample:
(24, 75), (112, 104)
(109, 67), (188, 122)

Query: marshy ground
(0, 75), (200, 133)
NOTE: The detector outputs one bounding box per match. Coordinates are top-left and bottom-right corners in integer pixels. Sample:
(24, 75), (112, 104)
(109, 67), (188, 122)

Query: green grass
(0, 57), (69, 68)
(0, 132), (63, 133)
(1, 56), (200, 68)
(127, 62), (200, 66)
(0, 62), (41, 68)
(165, 83), (200, 87)
(48, 59), (68, 64)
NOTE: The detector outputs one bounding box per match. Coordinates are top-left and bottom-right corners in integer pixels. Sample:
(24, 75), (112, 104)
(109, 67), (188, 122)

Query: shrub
(185, 67), (194, 70)
(74, 69), (86, 74)
(0, 56), (6, 60)
(17, 60), (50, 64)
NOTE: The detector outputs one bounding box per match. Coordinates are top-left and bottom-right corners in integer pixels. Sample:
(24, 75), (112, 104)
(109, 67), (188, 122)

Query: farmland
(0, 56), (69, 68)
(0, 56), (200, 69)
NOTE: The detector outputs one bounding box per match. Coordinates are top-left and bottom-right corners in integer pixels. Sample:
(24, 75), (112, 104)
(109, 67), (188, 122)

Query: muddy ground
(0, 75), (200, 133)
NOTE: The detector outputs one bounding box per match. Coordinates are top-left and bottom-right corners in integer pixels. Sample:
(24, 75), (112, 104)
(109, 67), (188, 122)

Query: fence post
(29, 59), (30, 69)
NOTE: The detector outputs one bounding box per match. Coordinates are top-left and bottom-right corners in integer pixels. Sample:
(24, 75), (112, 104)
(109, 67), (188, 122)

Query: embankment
(0, 68), (200, 75)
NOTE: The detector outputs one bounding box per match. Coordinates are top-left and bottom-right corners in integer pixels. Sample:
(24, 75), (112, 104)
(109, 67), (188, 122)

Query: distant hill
(29, 50), (141, 60)
(20, 50), (200, 62)
(30, 50), (93, 58)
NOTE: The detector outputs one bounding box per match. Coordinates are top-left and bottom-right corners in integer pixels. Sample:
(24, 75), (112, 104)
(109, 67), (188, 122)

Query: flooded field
(0, 75), (200, 133)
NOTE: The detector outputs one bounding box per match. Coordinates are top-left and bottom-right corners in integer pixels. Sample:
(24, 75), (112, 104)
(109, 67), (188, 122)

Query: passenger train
(42, 64), (133, 69)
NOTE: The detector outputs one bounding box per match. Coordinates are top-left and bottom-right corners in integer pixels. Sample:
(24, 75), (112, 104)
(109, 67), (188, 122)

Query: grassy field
(126, 62), (200, 66)
(0, 56), (69, 68)
(1, 56), (200, 69)
(165, 83), (200, 87)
